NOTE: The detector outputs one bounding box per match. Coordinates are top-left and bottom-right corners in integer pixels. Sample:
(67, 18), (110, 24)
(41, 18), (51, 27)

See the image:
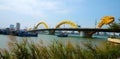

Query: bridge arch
(34, 22), (48, 29)
(55, 20), (78, 28)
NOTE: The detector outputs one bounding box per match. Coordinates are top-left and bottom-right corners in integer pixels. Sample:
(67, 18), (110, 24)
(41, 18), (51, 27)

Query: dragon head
(97, 16), (114, 28)
(101, 16), (114, 24)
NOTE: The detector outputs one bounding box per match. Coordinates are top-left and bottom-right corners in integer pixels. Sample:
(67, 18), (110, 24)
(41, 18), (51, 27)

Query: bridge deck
(29, 28), (120, 32)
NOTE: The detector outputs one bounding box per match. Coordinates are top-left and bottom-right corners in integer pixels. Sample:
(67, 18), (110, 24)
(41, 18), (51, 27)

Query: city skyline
(0, 0), (120, 29)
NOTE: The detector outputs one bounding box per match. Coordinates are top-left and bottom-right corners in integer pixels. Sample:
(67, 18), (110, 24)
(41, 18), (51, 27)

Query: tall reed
(0, 38), (120, 59)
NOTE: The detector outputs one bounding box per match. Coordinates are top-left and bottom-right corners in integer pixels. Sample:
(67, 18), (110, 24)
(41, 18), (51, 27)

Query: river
(0, 34), (108, 49)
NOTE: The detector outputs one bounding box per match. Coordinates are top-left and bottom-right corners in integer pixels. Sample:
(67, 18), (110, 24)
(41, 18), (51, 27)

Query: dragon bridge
(30, 16), (114, 37)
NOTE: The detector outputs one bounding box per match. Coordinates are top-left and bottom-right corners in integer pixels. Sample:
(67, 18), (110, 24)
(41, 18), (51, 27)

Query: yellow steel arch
(34, 22), (48, 29)
(55, 20), (78, 28)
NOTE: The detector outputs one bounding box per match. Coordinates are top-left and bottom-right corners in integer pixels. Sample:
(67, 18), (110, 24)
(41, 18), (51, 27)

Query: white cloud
(0, 0), (71, 18)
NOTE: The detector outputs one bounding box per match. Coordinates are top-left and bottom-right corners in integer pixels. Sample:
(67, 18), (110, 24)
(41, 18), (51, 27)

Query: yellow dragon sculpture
(87, 16), (114, 37)
(97, 16), (114, 28)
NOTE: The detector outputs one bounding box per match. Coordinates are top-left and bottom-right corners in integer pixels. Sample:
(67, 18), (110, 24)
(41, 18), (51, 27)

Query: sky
(0, 0), (120, 29)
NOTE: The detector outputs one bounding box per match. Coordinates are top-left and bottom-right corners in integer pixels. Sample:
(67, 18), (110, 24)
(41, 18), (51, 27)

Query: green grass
(0, 38), (120, 59)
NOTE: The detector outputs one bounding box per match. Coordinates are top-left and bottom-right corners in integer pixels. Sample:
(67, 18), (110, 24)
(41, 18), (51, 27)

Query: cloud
(0, 0), (71, 18)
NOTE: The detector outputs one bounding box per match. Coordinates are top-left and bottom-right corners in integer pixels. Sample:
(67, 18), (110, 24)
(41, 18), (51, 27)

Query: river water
(0, 34), (108, 49)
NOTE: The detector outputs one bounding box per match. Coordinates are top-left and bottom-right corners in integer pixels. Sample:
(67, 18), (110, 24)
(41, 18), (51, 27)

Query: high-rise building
(10, 24), (14, 29)
(16, 23), (20, 31)
(10, 24), (15, 31)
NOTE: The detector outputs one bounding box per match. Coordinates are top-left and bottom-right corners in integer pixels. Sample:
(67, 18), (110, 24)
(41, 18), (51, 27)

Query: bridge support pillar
(80, 31), (85, 37)
(48, 30), (55, 35)
(80, 31), (92, 38)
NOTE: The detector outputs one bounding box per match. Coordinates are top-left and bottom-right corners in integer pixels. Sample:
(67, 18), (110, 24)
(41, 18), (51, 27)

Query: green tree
(108, 17), (120, 29)
(108, 17), (120, 37)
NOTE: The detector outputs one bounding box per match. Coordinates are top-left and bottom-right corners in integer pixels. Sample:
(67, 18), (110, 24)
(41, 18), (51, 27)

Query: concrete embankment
(108, 38), (120, 44)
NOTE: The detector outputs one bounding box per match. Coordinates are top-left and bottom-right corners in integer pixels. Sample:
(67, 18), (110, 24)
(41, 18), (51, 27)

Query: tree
(108, 17), (120, 37)
(108, 17), (120, 29)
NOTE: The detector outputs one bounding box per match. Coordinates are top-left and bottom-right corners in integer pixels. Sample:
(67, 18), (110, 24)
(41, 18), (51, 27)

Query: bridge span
(29, 28), (120, 32)
(28, 28), (120, 38)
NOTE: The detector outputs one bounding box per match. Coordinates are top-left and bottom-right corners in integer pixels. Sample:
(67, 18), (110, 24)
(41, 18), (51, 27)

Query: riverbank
(0, 38), (120, 59)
